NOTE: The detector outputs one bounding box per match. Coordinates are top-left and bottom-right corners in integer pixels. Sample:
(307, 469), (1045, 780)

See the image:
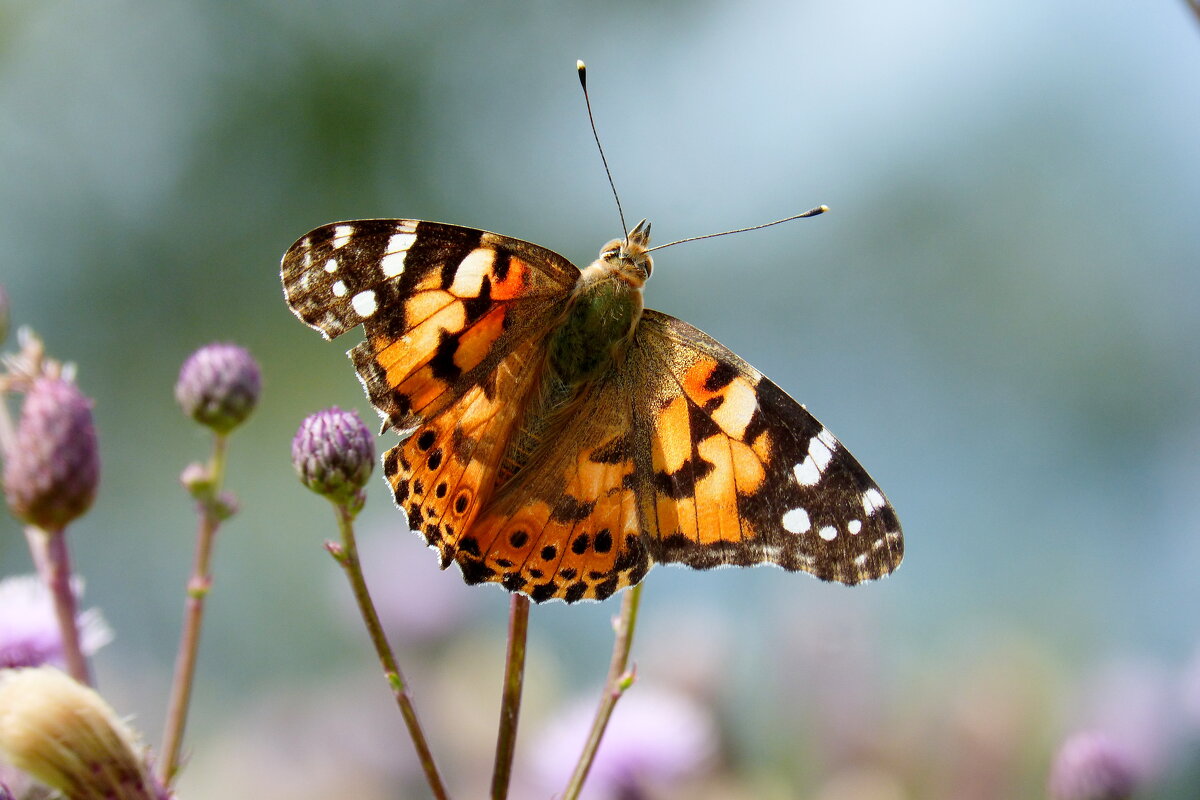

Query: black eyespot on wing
(593, 529), (613, 554)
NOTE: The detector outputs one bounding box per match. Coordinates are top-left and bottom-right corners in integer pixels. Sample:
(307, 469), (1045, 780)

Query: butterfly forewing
(283, 219), (579, 433)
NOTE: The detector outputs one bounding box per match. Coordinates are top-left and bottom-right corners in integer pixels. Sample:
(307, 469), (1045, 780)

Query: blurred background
(2, 1), (1199, 797)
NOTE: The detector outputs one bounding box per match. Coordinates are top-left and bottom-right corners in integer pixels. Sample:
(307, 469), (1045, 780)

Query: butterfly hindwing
(630, 310), (903, 584)
(383, 338), (547, 572)
(455, 374), (651, 603)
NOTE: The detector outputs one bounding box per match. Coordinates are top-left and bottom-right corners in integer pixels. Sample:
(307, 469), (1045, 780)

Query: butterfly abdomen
(498, 269), (644, 483)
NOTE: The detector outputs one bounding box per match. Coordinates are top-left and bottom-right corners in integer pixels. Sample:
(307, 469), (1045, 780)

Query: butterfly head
(598, 218), (654, 287)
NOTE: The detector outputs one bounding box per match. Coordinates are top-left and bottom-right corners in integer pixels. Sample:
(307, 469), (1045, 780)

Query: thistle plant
(158, 342), (260, 787)
(291, 407), (449, 800)
(0, 667), (164, 800)
(1, 332), (101, 687)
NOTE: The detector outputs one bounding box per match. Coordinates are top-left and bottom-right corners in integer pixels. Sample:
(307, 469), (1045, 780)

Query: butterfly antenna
(644, 205), (830, 253)
(577, 60), (629, 242)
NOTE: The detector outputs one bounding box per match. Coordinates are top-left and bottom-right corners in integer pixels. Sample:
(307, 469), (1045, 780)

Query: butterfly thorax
(547, 220), (652, 386)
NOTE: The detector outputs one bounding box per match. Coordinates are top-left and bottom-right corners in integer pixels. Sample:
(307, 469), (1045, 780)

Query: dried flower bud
(174, 343), (261, 434)
(3, 377), (100, 530)
(1049, 731), (1138, 800)
(292, 407), (374, 507)
(0, 667), (160, 800)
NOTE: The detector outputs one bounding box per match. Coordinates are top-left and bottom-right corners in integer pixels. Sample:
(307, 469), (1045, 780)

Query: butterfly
(281, 216), (903, 602)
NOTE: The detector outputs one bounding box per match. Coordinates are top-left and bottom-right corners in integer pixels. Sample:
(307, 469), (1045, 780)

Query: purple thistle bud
(1049, 731), (1139, 800)
(3, 377), (101, 530)
(292, 407), (374, 507)
(174, 343), (261, 434)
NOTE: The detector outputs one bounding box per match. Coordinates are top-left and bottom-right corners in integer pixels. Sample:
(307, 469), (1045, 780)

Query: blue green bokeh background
(2, 2), (1199, 797)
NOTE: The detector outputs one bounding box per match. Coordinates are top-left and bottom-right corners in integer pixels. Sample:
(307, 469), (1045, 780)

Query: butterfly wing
(628, 309), (903, 585)
(282, 219), (580, 432)
(453, 369), (651, 603)
(282, 220), (582, 567)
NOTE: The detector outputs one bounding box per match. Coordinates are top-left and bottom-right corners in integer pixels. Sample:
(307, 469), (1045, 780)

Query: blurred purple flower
(0, 574), (111, 669)
(3, 376), (100, 530)
(1074, 658), (1176, 780)
(175, 343), (261, 433)
(292, 407), (374, 508)
(528, 688), (717, 800)
(1048, 731), (1138, 800)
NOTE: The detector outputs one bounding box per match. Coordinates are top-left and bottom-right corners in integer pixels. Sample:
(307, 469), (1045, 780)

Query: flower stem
(329, 501), (450, 800)
(490, 594), (530, 799)
(159, 433), (228, 787)
(25, 525), (91, 685)
(562, 582), (644, 800)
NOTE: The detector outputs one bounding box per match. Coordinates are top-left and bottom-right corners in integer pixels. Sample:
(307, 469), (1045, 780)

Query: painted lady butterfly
(281, 209), (903, 603)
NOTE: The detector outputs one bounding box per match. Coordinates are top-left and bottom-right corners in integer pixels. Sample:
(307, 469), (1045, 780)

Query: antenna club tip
(817, 204), (830, 214)
(577, 59), (586, 71)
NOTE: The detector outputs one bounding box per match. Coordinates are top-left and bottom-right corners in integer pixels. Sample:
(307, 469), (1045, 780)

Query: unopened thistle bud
(0, 667), (161, 800)
(3, 377), (100, 531)
(1049, 731), (1138, 800)
(174, 343), (261, 434)
(292, 408), (374, 508)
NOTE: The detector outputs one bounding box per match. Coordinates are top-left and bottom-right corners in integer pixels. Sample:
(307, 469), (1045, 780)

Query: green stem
(490, 594), (530, 799)
(159, 433), (228, 787)
(562, 582), (644, 800)
(330, 502), (450, 800)
(25, 525), (91, 686)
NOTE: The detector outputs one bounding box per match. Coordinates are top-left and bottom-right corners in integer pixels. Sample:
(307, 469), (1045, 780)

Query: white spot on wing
(332, 225), (354, 249)
(331, 280), (348, 297)
(818, 525), (838, 541)
(808, 429), (836, 471)
(323, 258), (338, 273)
(853, 553), (868, 567)
(793, 457), (820, 486)
(862, 488), (886, 515)
(847, 519), (863, 535)
(781, 507), (810, 534)
(381, 232), (417, 278)
(352, 290), (377, 317)
(793, 428), (838, 487)
(450, 248), (495, 296)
